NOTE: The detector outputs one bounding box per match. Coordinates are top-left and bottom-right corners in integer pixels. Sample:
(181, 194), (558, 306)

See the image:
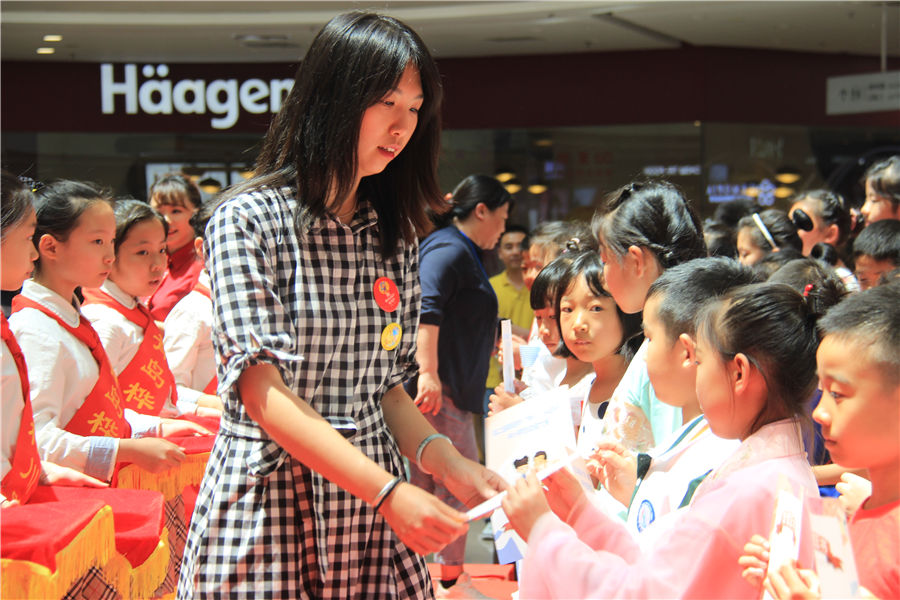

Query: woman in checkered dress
(177, 12), (506, 599)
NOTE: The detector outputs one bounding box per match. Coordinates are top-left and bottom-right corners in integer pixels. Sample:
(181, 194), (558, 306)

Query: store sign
(100, 63), (294, 130)
(826, 71), (900, 115)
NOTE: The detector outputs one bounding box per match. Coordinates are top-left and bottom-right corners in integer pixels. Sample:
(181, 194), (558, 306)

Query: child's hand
(41, 462), (109, 488)
(488, 384), (524, 416)
(196, 394), (224, 412)
(501, 470), (552, 542)
(587, 441), (637, 506)
(765, 561), (821, 600)
(836, 472), (872, 515)
(119, 438), (186, 472)
(160, 418), (213, 438)
(195, 406), (222, 418)
(738, 534), (770, 589)
(497, 337), (524, 371)
(544, 466), (589, 524)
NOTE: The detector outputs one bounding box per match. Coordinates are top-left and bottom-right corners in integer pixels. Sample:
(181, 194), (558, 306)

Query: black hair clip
(17, 175), (44, 193)
(791, 208), (814, 232)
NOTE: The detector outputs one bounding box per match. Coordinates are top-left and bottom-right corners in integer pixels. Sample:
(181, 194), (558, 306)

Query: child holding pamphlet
(502, 281), (833, 598)
(739, 283), (900, 600)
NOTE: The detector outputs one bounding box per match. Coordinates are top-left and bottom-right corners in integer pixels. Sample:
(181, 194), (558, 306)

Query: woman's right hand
(587, 441), (637, 506)
(118, 438), (186, 472)
(414, 372), (443, 416)
(378, 481), (468, 555)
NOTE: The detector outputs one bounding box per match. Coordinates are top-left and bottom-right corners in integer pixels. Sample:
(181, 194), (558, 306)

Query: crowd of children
(482, 161), (898, 599)
(3, 147), (898, 599)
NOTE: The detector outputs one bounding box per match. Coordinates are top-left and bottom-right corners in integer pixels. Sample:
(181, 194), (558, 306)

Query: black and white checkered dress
(177, 186), (433, 599)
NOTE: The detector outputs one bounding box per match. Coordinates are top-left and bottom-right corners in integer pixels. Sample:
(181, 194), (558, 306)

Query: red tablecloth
(29, 485), (164, 567)
(1, 495), (105, 571)
(427, 563), (518, 599)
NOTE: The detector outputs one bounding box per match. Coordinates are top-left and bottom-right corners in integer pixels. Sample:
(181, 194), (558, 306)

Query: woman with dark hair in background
(405, 173), (511, 594)
(178, 13), (504, 598)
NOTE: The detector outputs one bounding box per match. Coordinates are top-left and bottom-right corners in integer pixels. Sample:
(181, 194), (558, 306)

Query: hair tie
(752, 213), (779, 251)
(803, 283), (814, 298)
(564, 237), (581, 253)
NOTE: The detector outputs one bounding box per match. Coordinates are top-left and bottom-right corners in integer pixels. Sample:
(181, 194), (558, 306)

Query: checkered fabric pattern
(178, 186), (432, 599)
(62, 566), (120, 600)
(153, 495), (187, 596)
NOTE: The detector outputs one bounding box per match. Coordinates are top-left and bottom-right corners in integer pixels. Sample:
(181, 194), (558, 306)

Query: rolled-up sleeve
(206, 194), (304, 398)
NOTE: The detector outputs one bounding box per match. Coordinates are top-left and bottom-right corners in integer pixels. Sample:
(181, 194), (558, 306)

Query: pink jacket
(522, 419), (818, 599)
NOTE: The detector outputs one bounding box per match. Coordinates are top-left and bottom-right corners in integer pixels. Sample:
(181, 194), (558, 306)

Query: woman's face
(357, 64), (423, 181)
(558, 274), (624, 365)
(472, 202), (510, 250)
(789, 198), (827, 255)
(736, 227), (767, 266)
(861, 179), (900, 225)
(110, 218), (168, 298)
(1, 206), (38, 291)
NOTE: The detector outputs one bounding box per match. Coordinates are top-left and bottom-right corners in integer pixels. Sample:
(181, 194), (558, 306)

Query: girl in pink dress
(502, 281), (837, 599)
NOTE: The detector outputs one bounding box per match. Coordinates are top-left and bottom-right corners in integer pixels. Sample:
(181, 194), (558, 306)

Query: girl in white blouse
(10, 180), (200, 483)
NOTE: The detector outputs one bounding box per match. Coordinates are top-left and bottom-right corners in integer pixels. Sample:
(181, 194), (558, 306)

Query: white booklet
(479, 394), (593, 564)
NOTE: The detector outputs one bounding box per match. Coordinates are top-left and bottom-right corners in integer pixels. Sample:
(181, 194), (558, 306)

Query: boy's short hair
(819, 282), (900, 388)
(853, 219), (900, 264)
(646, 256), (761, 339)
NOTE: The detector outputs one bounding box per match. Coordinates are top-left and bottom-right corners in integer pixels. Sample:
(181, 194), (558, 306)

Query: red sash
(82, 289), (178, 416)
(191, 282), (218, 395)
(1, 315), (42, 503)
(11, 296), (132, 439)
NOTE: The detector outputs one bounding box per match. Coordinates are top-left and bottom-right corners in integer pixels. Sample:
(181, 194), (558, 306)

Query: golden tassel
(1, 504), (115, 598)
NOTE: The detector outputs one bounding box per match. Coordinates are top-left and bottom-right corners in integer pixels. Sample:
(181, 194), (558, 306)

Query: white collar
(98, 279), (137, 309)
(20, 279), (82, 328)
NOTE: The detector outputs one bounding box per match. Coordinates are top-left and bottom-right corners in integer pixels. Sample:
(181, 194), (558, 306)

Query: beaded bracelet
(373, 476), (403, 512)
(415, 433), (452, 475)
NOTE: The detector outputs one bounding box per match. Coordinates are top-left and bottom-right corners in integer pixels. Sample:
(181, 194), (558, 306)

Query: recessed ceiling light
(43, 34), (63, 42)
(36, 47), (55, 55)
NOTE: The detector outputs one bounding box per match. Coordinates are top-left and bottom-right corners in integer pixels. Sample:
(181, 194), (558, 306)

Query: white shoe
(435, 572), (492, 599)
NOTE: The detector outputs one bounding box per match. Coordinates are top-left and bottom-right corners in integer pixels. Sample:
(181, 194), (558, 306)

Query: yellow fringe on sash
(102, 552), (132, 598)
(128, 526), (170, 599)
(1, 504), (115, 599)
(116, 452), (211, 501)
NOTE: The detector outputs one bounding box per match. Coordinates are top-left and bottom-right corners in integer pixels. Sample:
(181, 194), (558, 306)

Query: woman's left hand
(440, 455), (508, 509)
(502, 470), (551, 542)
